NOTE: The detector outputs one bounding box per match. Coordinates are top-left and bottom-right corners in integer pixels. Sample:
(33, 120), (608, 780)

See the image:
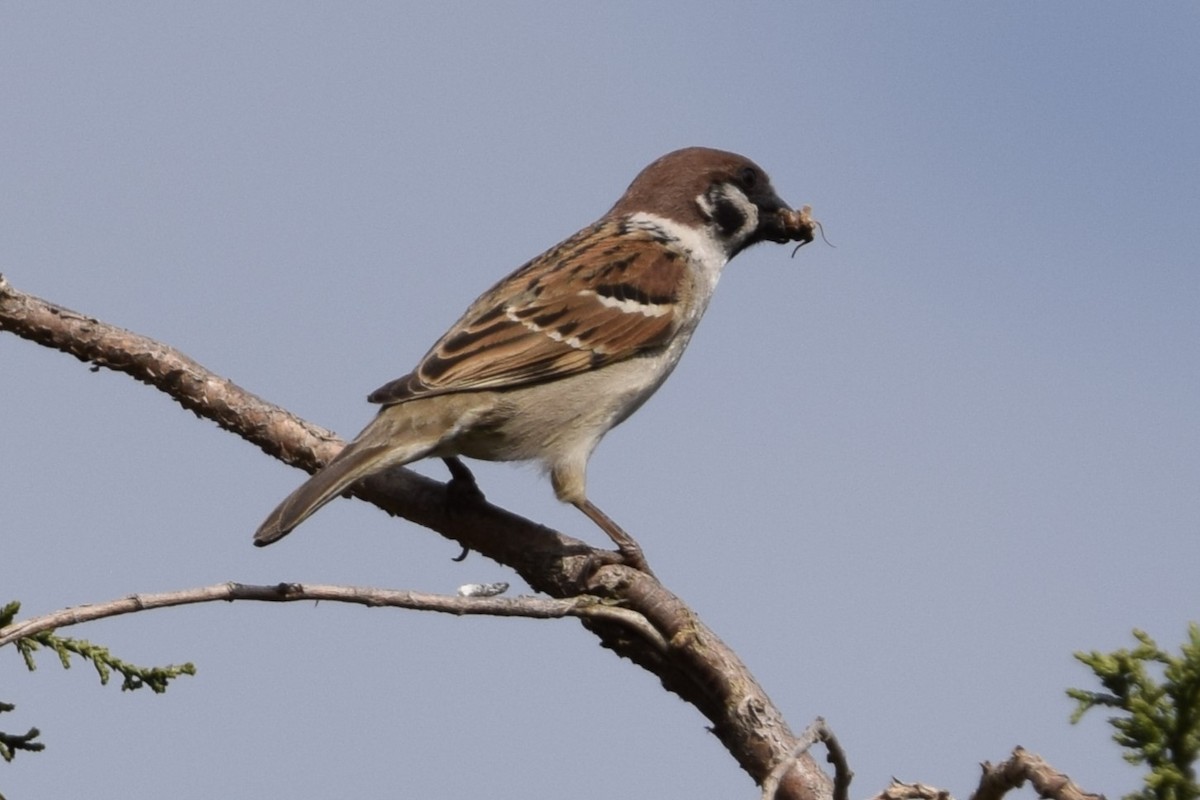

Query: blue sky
(3, 4), (1198, 798)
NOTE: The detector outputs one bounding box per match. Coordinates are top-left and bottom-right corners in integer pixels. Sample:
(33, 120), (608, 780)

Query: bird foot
(442, 457), (486, 506)
(617, 543), (655, 577)
(442, 457), (486, 563)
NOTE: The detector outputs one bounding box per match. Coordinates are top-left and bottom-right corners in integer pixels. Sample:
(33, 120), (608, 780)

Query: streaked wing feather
(369, 220), (687, 406)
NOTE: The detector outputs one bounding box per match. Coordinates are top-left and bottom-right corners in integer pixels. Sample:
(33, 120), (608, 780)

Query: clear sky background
(3, 3), (1198, 798)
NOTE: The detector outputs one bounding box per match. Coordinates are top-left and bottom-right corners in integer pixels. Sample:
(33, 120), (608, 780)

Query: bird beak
(757, 193), (816, 247)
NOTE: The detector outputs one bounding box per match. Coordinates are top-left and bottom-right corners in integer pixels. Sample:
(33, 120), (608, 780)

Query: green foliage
(1, 599), (196, 770)
(1069, 624), (1200, 800)
(0, 702), (43, 763)
(15, 628), (197, 693)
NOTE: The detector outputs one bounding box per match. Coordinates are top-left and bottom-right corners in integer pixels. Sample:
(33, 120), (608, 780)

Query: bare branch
(1, 276), (833, 799)
(870, 747), (1104, 800)
(825, 724), (854, 800)
(973, 747), (1105, 800)
(874, 780), (956, 800)
(762, 718), (853, 800)
(762, 719), (827, 800)
(0, 582), (667, 651)
(0, 276), (338, 468)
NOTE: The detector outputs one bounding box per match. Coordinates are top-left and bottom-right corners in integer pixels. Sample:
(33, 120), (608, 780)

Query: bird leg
(573, 499), (655, 576)
(443, 457), (485, 561)
(443, 457), (486, 504)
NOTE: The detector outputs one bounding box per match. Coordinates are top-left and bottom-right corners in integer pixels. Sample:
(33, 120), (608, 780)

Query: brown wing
(368, 219), (689, 405)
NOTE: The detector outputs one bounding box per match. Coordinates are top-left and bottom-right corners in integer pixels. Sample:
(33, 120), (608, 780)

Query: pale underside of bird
(254, 147), (816, 572)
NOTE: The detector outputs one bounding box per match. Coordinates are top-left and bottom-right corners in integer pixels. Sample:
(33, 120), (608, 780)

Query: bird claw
(618, 545), (656, 578)
(442, 457), (486, 563)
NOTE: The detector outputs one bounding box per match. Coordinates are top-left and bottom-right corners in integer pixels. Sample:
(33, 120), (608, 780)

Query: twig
(824, 723), (853, 800)
(762, 717), (853, 800)
(973, 747), (1105, 800)
(870, 746), (1104, 800)
(0, 582), (666, 651)
(873, 780), (955, 800)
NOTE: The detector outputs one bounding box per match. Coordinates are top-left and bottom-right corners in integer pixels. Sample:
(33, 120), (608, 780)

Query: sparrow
(254, 147), (815, 571)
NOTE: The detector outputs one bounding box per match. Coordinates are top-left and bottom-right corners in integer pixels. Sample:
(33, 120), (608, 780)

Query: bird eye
(737, 166), (758, 190)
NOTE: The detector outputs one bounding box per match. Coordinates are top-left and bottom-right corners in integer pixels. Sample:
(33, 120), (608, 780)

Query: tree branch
(1, 275), (831, 799)
(973, 747), (1105, 800)
(870, 747), (1105, 800)
(762, 718), (853, 800)
(873, 780), (956, 800)
(0, 582), (667, 651)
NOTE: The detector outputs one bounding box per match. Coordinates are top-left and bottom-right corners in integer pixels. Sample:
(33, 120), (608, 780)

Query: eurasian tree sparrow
(254, 147), (815, 571)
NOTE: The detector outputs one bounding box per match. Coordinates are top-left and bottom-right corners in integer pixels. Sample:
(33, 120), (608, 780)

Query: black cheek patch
(712, 196), (746, 238)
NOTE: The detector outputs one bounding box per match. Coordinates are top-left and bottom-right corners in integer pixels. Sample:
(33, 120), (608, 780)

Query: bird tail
(253, 391), (493, 546)
(253, 405), (446, 546)
(252, 442), (392, 546)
